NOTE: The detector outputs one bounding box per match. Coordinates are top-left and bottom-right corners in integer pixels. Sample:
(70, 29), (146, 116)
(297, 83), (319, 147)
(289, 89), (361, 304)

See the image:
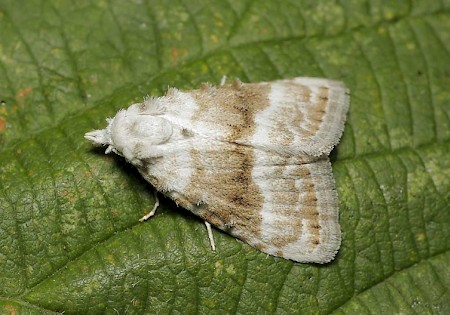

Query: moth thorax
(128, 115), (173, 145)
(111, 111), (174, 151)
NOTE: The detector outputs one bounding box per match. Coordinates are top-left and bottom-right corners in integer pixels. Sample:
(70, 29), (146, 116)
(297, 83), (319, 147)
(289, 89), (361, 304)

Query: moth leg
(204, 221), (216, 251)
(139, 190), (160, 222)
(220, 75), (227, 86)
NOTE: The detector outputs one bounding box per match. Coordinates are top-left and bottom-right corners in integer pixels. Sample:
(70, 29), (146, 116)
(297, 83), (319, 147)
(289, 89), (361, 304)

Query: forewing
(162, 77), (349, 157)
(251, 77), (349, 156)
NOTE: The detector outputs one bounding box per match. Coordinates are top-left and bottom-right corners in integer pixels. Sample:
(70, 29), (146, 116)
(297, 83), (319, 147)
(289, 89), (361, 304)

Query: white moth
(85, 77), (349, 263)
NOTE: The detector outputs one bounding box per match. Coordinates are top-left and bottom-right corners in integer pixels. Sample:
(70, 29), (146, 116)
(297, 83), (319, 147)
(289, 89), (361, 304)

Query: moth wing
(250, 77), (349, 157)
(160, 77), (349, 157)
(139, 143), (340, 264)
(250, 152), (341, 263)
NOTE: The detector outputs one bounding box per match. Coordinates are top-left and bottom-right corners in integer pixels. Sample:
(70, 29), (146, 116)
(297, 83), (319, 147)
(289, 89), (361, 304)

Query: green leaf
(1, 0), (450, 314)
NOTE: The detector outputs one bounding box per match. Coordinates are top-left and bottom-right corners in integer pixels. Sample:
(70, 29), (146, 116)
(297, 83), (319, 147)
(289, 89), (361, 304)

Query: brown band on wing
(268, 83), (311, 146)
(300, 86), (329, 137)
(185, 83), (272, 237)
(191, 82), (271, 141)
(188, 145), (264, 237)
(267, 163), (320, 248)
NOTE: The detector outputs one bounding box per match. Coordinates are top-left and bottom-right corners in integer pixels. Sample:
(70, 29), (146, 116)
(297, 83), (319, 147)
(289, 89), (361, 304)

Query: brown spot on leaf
(171, 47), (179, 63)
(16, 86), (32, 98)
(0, 117), (6, 132)
(170, 47), (186, 64)
(4, 304), (18, 315)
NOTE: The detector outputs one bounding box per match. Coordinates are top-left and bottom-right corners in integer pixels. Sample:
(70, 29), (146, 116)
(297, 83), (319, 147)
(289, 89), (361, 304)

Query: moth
(85, 77), (349, 263)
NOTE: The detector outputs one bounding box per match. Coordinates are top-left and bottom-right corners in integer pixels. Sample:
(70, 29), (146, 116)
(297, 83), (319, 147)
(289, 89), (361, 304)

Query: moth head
(85, 107), (173, 160)
(85, 117), (118, 155)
